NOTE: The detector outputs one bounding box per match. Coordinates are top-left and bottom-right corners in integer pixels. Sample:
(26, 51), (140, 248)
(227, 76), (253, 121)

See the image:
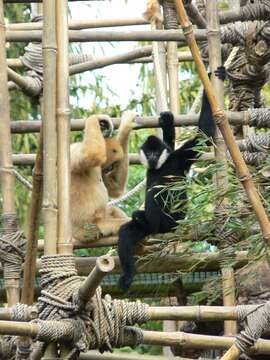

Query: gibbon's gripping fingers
(97, 114), (114, 138)
(214, 65), (226, 81)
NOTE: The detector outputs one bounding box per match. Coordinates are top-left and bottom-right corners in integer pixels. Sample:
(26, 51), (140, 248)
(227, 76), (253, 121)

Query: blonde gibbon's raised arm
(103, 111), (137, 198)
(70, 115), (108, 174)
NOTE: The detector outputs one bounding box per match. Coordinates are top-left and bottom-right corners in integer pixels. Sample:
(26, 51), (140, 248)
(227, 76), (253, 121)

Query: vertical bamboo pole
(205, 0), (237, 336)
(221, 268), (237, 336)
(174, 0), (270, 245)
(56, 0), (72, 255)
(42, 0), (58, 257)
(42, 0), (58, 358)
(0, 0), (20, 306)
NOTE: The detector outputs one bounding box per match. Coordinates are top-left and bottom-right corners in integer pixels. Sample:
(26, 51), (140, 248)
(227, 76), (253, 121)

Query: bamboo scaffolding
(174, 0), (270, 246)
(9, 111), (248, 133)
(8, 17), (148, 31)
(56, 0), (72, 255)
(205, 0), (237, 337)
(4, 29), (207, 43)
(0, 0), (20, 306)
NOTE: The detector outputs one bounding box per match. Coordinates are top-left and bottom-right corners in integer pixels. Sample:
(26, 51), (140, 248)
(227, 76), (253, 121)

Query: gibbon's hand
(98, 115), (114, 138)
(158, 111), (174, 129)
(120, 110), (138, 130)
(214, 65), (226, 81)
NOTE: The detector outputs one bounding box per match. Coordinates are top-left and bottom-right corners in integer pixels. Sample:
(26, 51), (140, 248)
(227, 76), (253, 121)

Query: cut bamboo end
(221, 344), (241, 360)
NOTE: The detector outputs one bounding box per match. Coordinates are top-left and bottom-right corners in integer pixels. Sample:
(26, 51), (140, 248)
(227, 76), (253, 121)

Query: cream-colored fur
(70, 112), (137, 240)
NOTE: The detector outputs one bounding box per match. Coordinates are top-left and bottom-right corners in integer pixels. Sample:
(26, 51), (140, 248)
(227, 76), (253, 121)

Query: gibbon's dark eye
(103, 162), (115, 174)
(112, 149), (117, 153)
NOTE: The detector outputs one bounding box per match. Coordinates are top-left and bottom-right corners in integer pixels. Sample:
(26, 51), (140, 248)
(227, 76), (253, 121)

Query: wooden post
(174, 0), (270, 246)
(0, 0), (20, 306)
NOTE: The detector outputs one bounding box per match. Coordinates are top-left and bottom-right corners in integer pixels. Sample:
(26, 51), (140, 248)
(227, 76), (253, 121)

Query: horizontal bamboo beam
(8, 17), (148, 31)
(5, 29), (207, 43)
(1, 321), (269, 356)
(7, 51), (193, 70)
(10, 112), (247, 133)
(12, 152), (213, 166)
(80, 353), (193, 360)
(139, 330), (270, 355)
(147, 305), (257, 321)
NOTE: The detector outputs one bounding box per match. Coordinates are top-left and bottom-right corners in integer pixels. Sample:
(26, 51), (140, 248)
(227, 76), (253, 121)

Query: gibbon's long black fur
(118, 90), (216, 292)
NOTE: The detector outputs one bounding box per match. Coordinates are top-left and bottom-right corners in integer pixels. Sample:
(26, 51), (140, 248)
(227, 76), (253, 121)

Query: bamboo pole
(138, 330), (270, 355)
(42, 0), (58, 256)
(8, 17), (148, 31)
(4, 29), (207, 43)
(56, 0), (72, 255)
(6, 51), (193, 70)
(0, 321), (269, 355)
(42, 0), (58, 357)
(9, 111), (248, 133)
(0, 0), (20, 306)
(20, 104), (43, 303)
(80, 353), (194, 360)
(77, 255), (115, 310)
(69, 46), (153, 75)
(205, 0), (237, 337)
(174, 0), (270, 246)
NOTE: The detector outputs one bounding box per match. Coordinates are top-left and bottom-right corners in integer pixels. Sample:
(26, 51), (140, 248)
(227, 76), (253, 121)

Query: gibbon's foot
(214, 65), (226, 81)
(97, 114), (114, 138)
(159, 111), (174, 128)
(118, 272), (134, 293)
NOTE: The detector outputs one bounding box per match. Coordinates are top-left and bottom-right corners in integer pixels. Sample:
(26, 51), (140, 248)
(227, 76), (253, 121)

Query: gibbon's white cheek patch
(156, 149), (169, 169)
(139, 149), (149, 168)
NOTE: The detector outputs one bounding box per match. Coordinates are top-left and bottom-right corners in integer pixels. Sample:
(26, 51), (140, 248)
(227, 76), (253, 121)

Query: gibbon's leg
(118, 210), (151, 292)
(103, 111), (137, 197)
(70, 115), (109, 174)
(95, 206), (129, 237)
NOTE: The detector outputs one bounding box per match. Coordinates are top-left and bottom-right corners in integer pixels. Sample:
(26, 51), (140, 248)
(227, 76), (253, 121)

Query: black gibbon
(117, 90), (216, 292)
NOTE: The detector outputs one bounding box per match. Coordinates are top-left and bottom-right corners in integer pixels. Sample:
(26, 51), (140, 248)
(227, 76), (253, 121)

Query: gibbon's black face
(139, 135), (171, 170)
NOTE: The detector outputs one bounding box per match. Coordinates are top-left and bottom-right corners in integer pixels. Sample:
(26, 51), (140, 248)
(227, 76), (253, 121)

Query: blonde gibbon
(70, 111), (136, 241)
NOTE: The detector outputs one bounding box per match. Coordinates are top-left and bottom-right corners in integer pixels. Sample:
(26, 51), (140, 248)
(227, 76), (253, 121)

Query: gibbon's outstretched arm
(103, 111), (136, 198)
(70, 115), (107, 174)
(173, 90), (216, 171)
(159, 111), (175, 150)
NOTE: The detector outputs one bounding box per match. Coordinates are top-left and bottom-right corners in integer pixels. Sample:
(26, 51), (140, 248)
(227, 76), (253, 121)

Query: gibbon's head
(102, 138), (124, 174)
(139, 135), (171, 170)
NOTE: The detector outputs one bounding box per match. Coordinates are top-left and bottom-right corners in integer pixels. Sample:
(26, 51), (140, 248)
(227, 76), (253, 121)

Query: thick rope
(0, 214), (26, 280)
(235, 302), (270, 353)
(35, 254), (149, 356)
(249, 108), (270, 128)
(240, 0), (270, 22)
(238, 131), (270, 152)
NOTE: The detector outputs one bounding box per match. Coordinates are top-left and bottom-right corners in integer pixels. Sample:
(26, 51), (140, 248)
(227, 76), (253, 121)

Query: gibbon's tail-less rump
(118, 90), (216, 293)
